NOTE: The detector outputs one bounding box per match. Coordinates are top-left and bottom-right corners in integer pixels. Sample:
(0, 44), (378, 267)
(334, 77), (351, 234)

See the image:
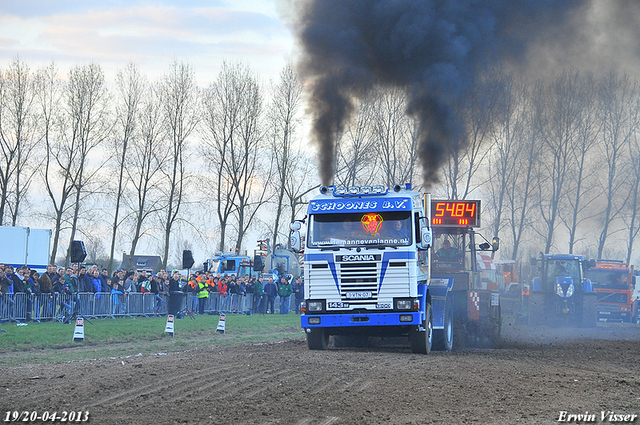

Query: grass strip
(0, 314), (305, 366)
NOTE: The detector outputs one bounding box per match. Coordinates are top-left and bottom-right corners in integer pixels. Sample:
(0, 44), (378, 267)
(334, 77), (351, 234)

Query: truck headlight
(556, 283), (563, 296)
(566, 283), (574, 297)
(307, 301), (323, 312)
(396, 300), (412, 310)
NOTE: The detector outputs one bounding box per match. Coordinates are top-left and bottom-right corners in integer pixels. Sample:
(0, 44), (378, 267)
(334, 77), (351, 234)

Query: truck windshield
(308, 211), (412, 248)
(585, 269), (629, 290)
(209, 259), (221, 274)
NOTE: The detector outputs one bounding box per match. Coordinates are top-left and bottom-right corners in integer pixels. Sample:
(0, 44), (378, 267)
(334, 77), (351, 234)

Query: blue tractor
(529, 254), (597, 327)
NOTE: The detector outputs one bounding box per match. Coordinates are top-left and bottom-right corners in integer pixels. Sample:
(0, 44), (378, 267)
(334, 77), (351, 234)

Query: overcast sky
(0, 0), (296, 84)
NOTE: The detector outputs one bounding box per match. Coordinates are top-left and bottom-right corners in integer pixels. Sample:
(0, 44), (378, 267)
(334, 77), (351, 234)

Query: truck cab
(295, 184), (501, 353)
(206, 254), (259, 279)
(585, 260), (635, 323)
(494, 260), (520, 296)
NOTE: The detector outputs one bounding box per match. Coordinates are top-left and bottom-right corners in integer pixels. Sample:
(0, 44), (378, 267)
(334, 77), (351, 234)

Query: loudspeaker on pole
(182, 250), (194, 269)
(253, 255), (264, 272)
(70, 240), (87, 263)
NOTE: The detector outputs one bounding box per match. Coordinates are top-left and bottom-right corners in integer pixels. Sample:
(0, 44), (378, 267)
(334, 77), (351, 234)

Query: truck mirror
(492, 237), (500, 252)
(290, 231), (301, 252)
(420, 227), (432, 249)
(290, 221), (301, 231)
(530, 257), (537, 267)
(588, 259), (596, 268)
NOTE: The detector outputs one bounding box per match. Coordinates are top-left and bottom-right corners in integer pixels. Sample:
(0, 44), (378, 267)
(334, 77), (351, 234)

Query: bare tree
(0, 57), (41, 225)
(371, 86), (418, 187)
(285, 153), (321, 227)
(560, 73), (601, 254)
(108, 62), (143, 272)
(624, 132), (640, 264)
(443, 75), (498, 200)
(63, 63), (112, 265)
(82, 231), (107, 265)
(159, 60), (199, 268)
(126, 82), (168, 268)
(202, 62), (241, 252)
(229, 67), (270, 252)
(268, 64), (304, 247)
(505, 89), (545, 261)
(536, 73), (583, 254)
(202, 62), (269, 252)
(333, 95), (377, 187)
(595, 72), (640, 259)
(35, 63), (72, 264)
(486, 73), (526, 254)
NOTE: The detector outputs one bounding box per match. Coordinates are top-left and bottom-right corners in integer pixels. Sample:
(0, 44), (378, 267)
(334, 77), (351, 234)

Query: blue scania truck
(291, 184), (501, 354)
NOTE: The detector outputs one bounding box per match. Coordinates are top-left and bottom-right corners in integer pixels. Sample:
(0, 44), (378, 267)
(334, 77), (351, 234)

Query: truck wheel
(581, 292), (597, 328)
(528, 292), (546, 326)
(410, 301), (433, 354)
(306, 328), (329, 350)
(433, 297), (453, 351)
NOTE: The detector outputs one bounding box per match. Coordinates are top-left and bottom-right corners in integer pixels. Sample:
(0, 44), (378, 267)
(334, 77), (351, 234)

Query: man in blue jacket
(263, 277), (278, 314)
(293, 277), (304, 314)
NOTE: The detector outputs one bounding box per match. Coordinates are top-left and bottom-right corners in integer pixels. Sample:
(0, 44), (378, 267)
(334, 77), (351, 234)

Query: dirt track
(1, 323), (640, 425)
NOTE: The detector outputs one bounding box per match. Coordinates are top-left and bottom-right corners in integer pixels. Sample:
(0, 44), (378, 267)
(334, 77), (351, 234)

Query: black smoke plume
(291, 0), (584, 186)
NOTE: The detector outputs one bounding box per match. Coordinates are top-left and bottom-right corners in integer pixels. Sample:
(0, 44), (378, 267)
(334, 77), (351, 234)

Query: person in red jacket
(217, 277), (228, 313)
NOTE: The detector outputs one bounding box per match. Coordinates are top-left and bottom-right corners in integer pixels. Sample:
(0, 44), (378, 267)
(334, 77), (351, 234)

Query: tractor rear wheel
(580, 292), (597, 328)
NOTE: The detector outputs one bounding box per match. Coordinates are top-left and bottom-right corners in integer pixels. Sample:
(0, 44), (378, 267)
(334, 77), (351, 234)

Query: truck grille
(338, 262), (378, 304)
(596, 292), (628, 304)
(305, 254), (413, 307)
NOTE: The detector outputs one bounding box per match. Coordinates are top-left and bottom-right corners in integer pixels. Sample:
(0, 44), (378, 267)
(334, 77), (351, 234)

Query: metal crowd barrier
(0, 292), (300, 322)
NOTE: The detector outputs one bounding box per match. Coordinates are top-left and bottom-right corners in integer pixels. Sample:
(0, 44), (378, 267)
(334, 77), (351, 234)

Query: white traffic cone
(164, 314), (175, 337)
(216, 313), (226, 334)
(73, 317), (85, 341)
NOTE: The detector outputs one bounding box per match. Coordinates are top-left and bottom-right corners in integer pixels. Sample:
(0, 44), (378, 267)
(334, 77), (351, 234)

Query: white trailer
(0, 226), (51, 272)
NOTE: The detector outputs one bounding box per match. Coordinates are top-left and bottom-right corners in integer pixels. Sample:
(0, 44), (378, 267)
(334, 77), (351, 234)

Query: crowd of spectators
(185, 271), (304, 316)
(0, 262), (305, 322)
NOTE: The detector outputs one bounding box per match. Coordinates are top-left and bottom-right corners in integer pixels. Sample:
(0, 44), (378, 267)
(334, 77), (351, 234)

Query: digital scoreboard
(430, 200), (481, 227)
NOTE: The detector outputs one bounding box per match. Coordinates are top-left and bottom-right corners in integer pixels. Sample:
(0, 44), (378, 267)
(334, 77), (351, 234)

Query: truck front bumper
(302, 312), (421, 328)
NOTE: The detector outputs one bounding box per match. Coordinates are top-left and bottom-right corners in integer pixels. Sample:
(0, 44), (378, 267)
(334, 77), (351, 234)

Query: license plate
(328, 302), (349, 308)
(345, 291), (372, 299)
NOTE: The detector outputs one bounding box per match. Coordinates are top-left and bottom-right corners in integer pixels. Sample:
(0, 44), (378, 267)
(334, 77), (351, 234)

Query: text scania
(341, 255), (375, 262)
